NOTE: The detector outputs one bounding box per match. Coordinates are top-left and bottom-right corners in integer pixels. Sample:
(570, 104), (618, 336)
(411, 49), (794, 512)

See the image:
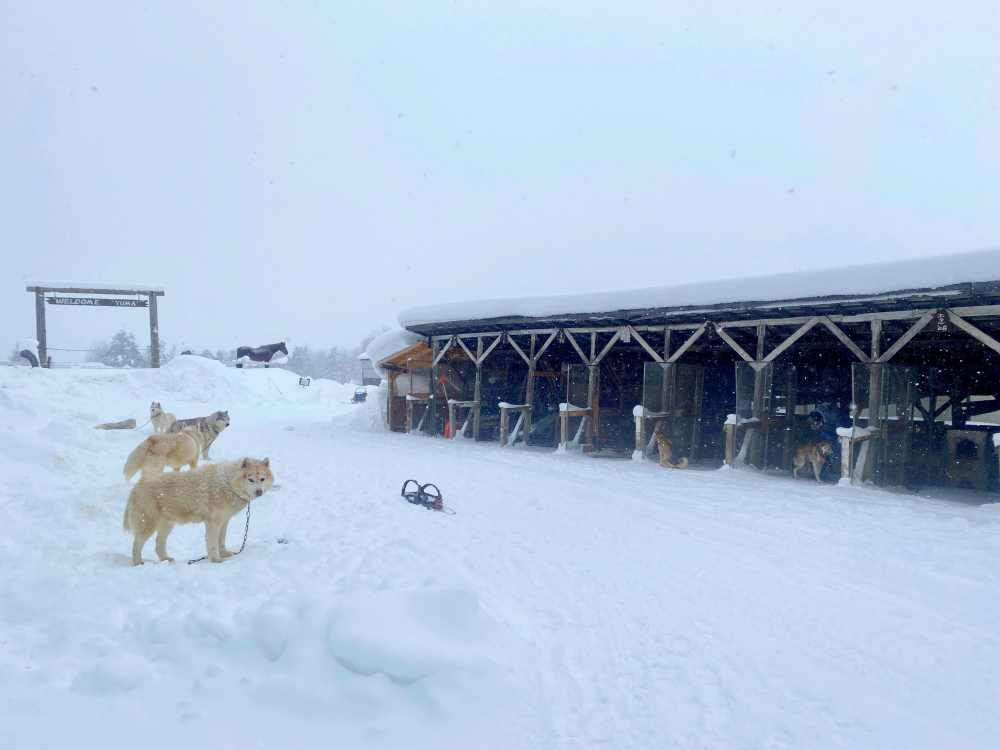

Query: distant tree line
(281, 328), (387, 383)
(85, 331), (178, 368)
(79, 328), (387, 383)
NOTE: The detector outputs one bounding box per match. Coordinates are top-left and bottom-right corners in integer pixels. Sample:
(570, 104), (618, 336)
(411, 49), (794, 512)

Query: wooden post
(724, 423), (736, 465)
(586, 364), (599, 448)
(840, 434), (854, 482)
(899, 372), (914, 485)
(473, 337), (483, 440)
(386, 372), (396, 429)
(634, 408), (645, 459)
(870, 319), (882, 360)
(148, 293), (161, 368)
(691, 366), (704, 462)
(427, 340), (440, 436)
(751, 368), (764, 468)
(587, 333), (598, 448)
(34, 290), (48, 367)
(524, 334), (537, 443)
(782, 365), (797, 470)
(660, 363), (670, 421)
(868, 317), (883, 435)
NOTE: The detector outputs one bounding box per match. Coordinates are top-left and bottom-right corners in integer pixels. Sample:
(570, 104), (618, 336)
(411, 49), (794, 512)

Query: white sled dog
(122, 429), (203, 481)
(150, 401), (176, 433)
(123, 458), (273, 565)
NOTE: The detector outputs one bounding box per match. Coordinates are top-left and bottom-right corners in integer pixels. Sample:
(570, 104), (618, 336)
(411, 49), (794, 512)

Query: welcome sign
(47, 296), (148, 308)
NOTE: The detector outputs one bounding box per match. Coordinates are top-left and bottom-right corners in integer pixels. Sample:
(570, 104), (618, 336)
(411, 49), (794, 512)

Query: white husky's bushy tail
(123, 439), (151, 481)
(122, 494), (133, 532)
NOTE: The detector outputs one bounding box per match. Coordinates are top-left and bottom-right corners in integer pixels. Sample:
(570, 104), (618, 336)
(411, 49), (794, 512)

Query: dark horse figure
(236, 341), (288, 368)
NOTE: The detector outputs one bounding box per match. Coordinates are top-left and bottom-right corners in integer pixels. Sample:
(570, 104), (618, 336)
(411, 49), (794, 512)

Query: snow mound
(327, 588), (501, 684)
(0, 361), (526, 748)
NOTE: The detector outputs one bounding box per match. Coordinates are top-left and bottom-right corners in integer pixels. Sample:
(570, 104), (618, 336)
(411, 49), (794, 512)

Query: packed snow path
(1, 358), (998, 749)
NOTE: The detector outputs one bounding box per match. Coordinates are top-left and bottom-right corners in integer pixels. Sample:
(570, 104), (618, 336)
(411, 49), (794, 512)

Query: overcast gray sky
(2, 1), (998, 358)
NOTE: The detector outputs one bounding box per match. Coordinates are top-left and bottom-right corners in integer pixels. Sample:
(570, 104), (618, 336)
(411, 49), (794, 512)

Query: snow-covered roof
(399, 248), (1000, 331)
(363, 329), (424, 376)
(26, 281), (165, 293)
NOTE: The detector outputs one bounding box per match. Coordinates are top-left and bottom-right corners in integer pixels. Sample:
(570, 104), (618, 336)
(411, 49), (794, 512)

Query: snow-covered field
(1, 357), (998, 749)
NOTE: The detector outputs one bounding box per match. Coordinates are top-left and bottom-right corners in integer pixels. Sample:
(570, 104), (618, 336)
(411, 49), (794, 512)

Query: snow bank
(399, 247), (1000, 327)
(0, 358), (523, 749)
(4, 355), (1000, 749)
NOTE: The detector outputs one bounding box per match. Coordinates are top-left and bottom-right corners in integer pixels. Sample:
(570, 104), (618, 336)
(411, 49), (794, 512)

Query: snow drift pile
(0, 357), (524, 749)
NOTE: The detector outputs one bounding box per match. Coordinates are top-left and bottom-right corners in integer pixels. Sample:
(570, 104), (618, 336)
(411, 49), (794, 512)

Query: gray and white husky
(168, 410), (230, 459)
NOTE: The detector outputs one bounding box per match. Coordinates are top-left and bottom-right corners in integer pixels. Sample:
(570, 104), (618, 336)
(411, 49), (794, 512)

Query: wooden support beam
(479, 334), (503, 364)
(750, 364), (768, 468)
(386, 373), (395, 429)
(819, 317), (870, 362)
(34, 290), (47, 367)
(666, 323), (707, 363)
(27, 285), (165, 296)
(946, 310), (1000, 356)
(432, 337), (455, 366)
(473, 338), (483, 439)
(447, 400), (457, 439)
(763, 317), (819, 363)
(840, 434), (855, 483)
(593, 329), (623, 364)
(148, 294), (160, 368)
(714, 325), (754, 363)
(868, 364), (883, 432)
(428, 340), (440, 435)
(720, 309), (928, 330)
(564, 330), (591, 364)
(533, 331), (558, 363)
(628, 326), (663, 363)
(951, 304), (1000, 319)
(587, 365), (599, 444)
(507, 335), (532, 366)
(455, 336), (477, 363)
(876, 311), (934, 362)
(421, 304), (1000, 348)
(524, 335), (537, 441)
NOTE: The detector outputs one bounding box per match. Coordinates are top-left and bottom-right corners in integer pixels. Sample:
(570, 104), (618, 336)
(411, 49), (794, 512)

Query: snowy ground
(1, 357), (998, 749)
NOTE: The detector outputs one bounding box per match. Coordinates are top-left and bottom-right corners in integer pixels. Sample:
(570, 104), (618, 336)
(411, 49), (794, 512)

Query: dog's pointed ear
(241, 458), (249, 469)
(262, 457), (269, 467)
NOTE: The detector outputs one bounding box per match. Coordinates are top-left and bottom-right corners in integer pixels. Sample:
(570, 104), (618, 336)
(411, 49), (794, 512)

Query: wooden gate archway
(25, 283), (165, 367)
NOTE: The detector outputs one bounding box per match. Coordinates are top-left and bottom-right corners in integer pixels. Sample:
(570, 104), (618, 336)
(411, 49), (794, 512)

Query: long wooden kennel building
(384, 249), (1000, 492)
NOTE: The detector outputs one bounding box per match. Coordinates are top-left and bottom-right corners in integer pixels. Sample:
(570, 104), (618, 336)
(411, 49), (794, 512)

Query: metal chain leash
(187, 502), (251, 565)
